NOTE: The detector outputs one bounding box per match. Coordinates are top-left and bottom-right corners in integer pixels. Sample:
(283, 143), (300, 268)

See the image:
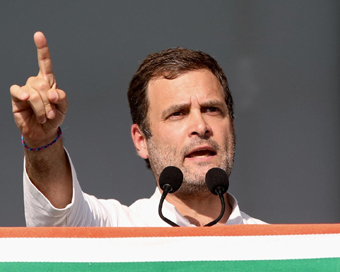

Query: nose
(188, 111), (212, 138)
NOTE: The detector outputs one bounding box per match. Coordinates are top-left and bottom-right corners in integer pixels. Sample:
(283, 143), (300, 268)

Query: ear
(131, 124), (149, 159)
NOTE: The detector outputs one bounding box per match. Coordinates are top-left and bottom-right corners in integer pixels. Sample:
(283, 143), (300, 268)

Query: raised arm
(10, 31), (72, 208)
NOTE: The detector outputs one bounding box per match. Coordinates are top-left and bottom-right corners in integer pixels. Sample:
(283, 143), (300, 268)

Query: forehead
(147, 69), (225, 107)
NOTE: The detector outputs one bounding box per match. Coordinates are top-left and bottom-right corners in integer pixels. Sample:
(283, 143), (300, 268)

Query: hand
(10, 31), (68, 148)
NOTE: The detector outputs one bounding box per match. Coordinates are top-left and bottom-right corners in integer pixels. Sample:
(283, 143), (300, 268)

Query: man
(10, 32), (265, 227)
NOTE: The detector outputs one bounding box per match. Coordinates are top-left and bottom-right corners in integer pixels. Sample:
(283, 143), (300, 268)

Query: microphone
(204, 168), (229, 227)
(158, 166), (183, 227)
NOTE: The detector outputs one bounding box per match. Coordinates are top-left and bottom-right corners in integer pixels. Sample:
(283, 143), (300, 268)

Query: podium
(1, 224), (339, 271)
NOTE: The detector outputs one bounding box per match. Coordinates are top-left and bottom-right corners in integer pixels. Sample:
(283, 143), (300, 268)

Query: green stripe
(1, 258), (339, 272)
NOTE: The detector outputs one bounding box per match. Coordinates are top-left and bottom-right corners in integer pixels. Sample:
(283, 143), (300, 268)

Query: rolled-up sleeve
(23, 149), (124, 227)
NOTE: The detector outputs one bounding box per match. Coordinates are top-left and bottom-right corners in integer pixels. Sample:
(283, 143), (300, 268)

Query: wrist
(21, 127), (63, 151)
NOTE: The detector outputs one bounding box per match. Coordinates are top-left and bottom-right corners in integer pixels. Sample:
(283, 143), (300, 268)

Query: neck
(165, 192), (232, 226)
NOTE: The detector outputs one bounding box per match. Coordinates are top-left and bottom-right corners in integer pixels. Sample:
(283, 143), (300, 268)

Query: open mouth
(186, 150), (216, 159)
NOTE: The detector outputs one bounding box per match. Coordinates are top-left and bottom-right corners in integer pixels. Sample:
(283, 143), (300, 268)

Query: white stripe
(0, 234), (339, 262)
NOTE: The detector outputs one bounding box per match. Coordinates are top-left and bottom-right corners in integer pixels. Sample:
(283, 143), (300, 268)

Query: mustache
(181, 138), (221, 157)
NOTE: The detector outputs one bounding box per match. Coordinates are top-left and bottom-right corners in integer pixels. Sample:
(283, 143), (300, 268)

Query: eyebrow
(161, 99), (227, 119)
(200, 100), (226, 110)
(162, 103), (189, 119)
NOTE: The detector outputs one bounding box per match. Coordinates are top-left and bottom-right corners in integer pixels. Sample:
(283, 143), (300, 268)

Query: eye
(172, 111), (182, 116)
(204, 107), (220, 113)
(202, 106), (226, 117)
(168, 111), (185, 120)
(207, 107), (218, 112)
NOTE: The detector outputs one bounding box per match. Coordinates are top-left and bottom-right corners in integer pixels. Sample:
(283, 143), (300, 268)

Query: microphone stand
(204, 186), (226, 227)
(158, 184), (179, 227)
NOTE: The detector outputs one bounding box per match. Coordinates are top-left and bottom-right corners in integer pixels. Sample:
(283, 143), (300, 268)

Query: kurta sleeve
(23, 148), (128, 227)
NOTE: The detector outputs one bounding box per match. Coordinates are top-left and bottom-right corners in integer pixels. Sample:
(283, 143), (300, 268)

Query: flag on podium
(0, 224), (339, 271)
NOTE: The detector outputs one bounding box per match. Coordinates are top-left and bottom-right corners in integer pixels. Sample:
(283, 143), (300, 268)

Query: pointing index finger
(34, 31), (55, 87)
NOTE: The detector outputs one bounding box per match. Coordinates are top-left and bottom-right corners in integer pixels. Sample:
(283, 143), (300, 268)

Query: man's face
(143, 69), (235, 197)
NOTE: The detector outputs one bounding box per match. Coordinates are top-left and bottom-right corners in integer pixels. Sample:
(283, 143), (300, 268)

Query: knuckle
(29, 92), (41, 103)
(27, 77), (49, 91)
(26, 76), (37, 84)
(37, 80), (48, 90)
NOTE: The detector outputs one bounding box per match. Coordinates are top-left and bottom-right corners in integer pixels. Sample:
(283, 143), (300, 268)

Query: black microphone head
(159, 166), (183, 193)
(205, 168), (229, 195)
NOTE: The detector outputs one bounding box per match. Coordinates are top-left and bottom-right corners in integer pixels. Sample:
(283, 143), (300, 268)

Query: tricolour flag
(0, 224), (339, 271)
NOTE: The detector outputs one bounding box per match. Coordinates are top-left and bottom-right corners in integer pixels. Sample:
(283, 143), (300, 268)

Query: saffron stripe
(0, 224), (339, 238)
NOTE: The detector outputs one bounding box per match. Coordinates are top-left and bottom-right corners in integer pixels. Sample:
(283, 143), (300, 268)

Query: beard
(146, 135), (235, 199)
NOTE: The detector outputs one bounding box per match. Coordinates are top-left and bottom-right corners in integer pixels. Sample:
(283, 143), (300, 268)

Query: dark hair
(127, 47), (234, 168)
